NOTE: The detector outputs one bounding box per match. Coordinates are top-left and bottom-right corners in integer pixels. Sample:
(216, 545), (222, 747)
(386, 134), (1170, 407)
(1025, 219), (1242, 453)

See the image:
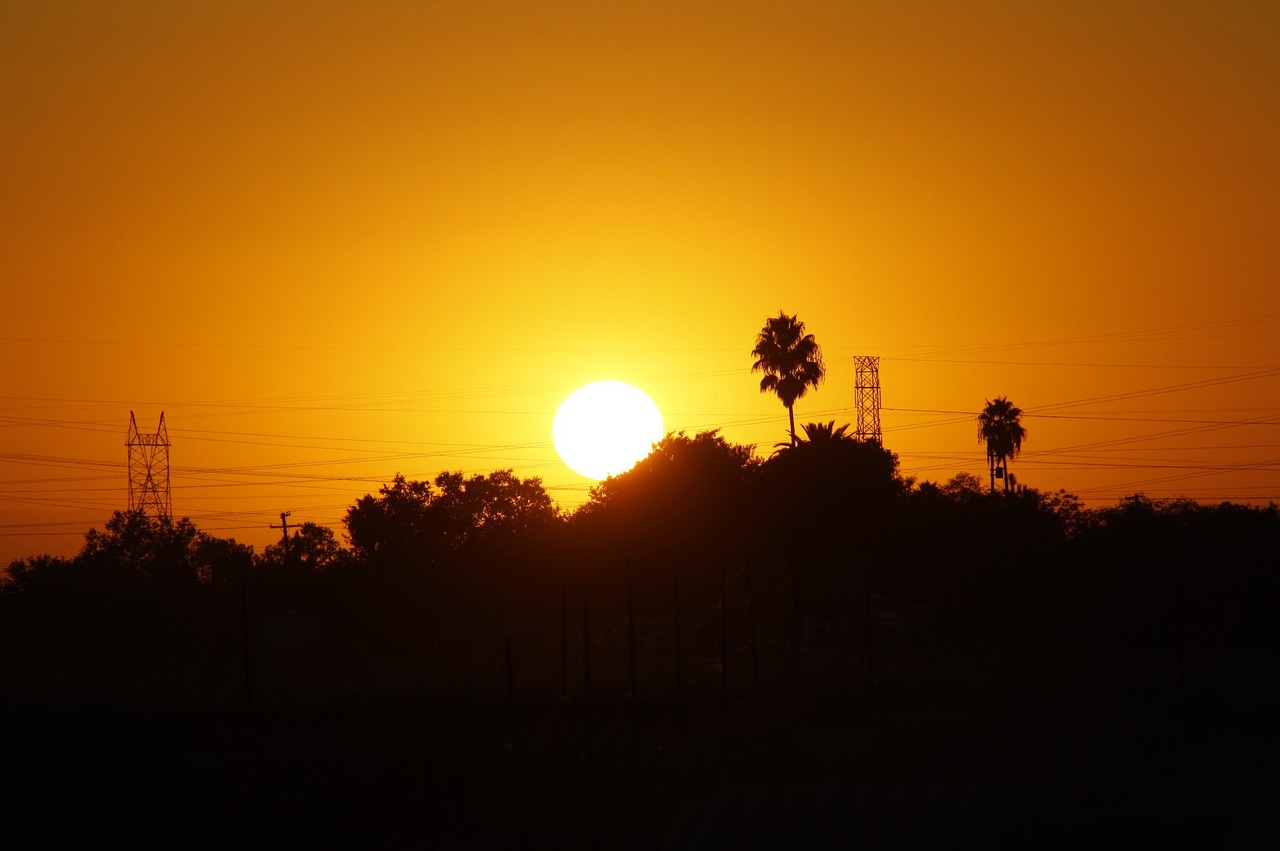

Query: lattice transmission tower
(853, 356), (882, 443)
(127, 411), (172, 517)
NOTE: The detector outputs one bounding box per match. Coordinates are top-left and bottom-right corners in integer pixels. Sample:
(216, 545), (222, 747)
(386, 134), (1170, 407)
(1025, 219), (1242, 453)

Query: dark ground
(4, 678), (1278, 849)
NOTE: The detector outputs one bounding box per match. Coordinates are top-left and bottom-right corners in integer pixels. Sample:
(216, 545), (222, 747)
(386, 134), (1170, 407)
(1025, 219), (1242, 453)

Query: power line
(2, 337), (1279, 547)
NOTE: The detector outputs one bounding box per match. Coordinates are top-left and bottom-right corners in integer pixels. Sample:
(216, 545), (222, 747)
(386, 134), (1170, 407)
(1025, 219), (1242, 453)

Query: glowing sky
(3, 0), (1278, 562)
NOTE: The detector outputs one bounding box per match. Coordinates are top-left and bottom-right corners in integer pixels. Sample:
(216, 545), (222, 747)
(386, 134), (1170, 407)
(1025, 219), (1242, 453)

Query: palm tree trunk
(788, 403), (797, 447)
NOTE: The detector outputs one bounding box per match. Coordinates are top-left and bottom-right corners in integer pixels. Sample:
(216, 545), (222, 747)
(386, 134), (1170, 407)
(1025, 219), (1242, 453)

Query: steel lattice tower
(127, 411), (172, 517)
(853, 356), (882, 443)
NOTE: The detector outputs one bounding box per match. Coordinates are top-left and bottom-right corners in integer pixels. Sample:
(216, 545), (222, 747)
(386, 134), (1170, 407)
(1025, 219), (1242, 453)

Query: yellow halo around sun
(553, 381), (664, 480)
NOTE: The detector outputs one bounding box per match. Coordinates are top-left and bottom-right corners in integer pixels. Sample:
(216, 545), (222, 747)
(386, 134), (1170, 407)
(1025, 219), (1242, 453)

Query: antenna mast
(853, 356), (882, 443)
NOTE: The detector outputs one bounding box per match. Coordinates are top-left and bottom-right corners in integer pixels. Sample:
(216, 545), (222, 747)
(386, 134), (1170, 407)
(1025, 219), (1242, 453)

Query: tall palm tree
(751, 312), (825, 447)
(977, 397), (1026, 492)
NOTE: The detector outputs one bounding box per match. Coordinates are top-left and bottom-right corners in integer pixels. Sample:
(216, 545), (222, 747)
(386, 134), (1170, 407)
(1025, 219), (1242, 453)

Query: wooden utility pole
(270, 511), (293, 556)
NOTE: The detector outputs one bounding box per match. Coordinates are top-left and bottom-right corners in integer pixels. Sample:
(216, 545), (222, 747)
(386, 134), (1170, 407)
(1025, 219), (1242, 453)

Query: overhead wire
(3, 316), (1279, 543)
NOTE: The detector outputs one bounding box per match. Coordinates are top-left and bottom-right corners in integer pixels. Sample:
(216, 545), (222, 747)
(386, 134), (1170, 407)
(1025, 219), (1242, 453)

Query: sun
(553, 381), (664, 480)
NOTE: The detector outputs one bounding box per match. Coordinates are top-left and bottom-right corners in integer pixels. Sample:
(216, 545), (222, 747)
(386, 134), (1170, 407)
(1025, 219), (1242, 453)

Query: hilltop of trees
(3, 426), (1278, 711)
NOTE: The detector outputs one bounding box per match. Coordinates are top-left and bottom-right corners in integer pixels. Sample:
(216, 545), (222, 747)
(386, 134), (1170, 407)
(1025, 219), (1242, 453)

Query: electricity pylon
(127, 411), (172, 517)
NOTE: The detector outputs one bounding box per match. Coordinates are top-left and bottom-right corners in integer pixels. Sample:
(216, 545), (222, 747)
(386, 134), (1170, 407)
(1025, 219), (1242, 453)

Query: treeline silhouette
(4, 428), (1279, 846)
(4, 428), (1276, 706)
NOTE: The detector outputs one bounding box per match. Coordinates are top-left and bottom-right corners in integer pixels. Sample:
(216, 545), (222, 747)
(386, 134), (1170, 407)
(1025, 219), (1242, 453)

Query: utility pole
(270, 511), (293, 558)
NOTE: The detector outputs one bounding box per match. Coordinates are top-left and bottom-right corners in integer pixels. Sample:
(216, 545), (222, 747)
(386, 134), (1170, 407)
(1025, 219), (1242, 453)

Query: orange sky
(3, 0), (1278, 563)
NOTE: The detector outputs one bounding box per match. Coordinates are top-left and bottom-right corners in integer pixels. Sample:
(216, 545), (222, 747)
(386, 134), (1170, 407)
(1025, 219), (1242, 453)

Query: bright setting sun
(552, 381), (664, 480)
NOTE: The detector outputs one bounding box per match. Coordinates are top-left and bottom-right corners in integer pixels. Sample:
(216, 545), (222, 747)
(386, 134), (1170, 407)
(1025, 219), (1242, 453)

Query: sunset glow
(5, 5), (1280, 839)
(1, 1), (1277, 562)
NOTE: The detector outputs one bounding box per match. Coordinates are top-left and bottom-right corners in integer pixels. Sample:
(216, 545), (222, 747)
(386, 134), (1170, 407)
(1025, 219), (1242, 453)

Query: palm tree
(799, 420), (851, 443)
(770, 421), (851, 457)
(977, 397), (1026, 492)
(751, 312), (825, 447)
(764, 419), (903, 522)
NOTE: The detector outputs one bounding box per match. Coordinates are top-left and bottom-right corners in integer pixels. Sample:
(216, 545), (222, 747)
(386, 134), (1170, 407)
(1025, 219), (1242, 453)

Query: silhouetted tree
(0, 512), (255, 688)
(0, 554), (77, 600)
(345, 470), (561, 574)
(1041, 488), (1092, 538)
(978, 396), (1026, 492)
(940, 471), (986, 501)
(79, 510), (195, 591)
(429, 469), (562, 552)
(769, 420), (853, 457)
(751, 311), (825, 447)
(259, 522), (352, 573)
(345, 474), (437, 571)
(0, 550), (136, 673)
(770, 422), (901, 489)
(576, 430), (759, 564)
(762, 421), (905, 555)
(78, 509), (253, 592)
(190, 530), (255, 588)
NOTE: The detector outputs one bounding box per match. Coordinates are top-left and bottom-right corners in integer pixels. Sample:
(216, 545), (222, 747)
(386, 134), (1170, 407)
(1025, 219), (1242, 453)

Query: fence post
(720, 562), (730, 727)
(581, 587), (594, 843)
(790, 557), (803, 682)
(627, 559), (639, 706)
(503, 635), (526, 846)
(864, 561), (875, 685)
(744, 559), (760, 692)
(673, 565), (683, 699)
(561, 577), (569, 700)
(505, 635), (521, 770)
(240, 572), (253, 714)
(626, 559), (640, 791)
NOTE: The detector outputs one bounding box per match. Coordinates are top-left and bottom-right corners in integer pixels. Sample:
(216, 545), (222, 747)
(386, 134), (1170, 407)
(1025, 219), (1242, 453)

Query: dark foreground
(4, 681), (1279, 849)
